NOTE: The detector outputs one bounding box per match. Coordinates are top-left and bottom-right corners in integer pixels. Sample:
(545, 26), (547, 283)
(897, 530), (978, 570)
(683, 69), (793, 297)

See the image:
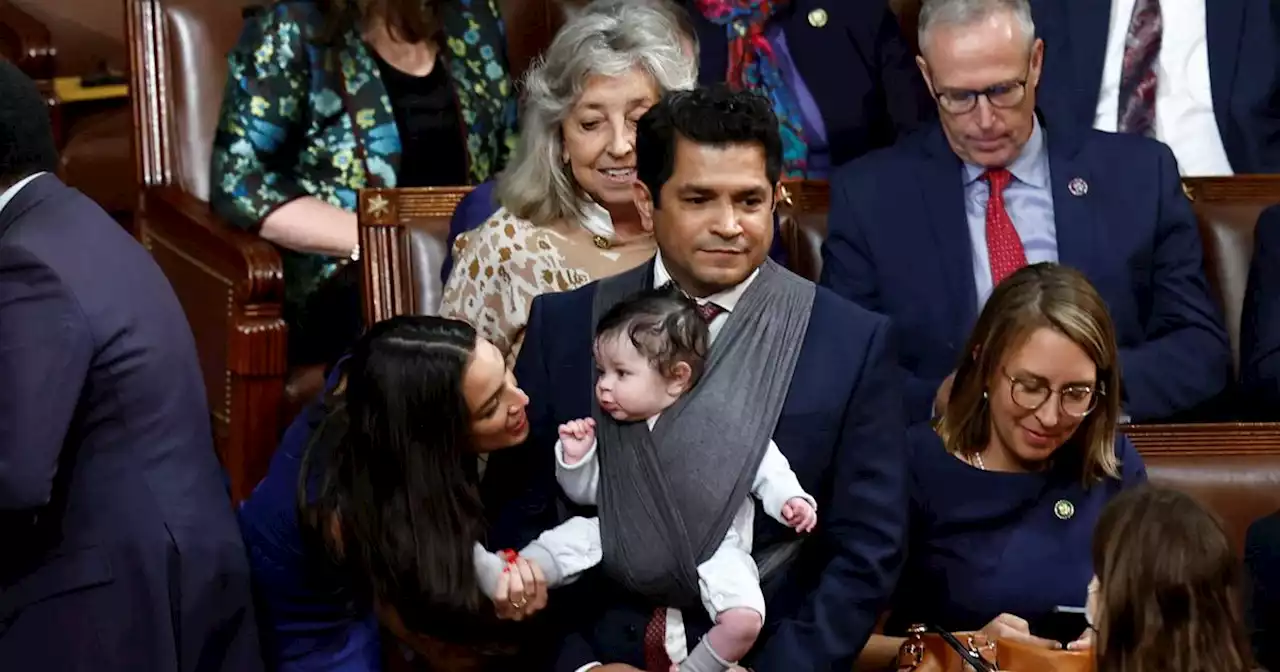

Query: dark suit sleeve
(0, 246), (93, 511)
(1241, 207), (1280, 416)
(1246, 512), (1280, 672)
(820, 173), (940, 422)
(1116, 145), (1231, 421)
(871, 4), (934, 136)
(753, 316), (909, 669)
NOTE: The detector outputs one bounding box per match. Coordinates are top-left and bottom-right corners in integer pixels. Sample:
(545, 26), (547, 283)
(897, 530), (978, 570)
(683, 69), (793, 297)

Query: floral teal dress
(210, 0), (517, 364)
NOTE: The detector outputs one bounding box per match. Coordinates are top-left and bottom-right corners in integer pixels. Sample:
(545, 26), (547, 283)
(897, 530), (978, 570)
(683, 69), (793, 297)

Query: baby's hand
(558, 418), (596, 462)
(782, 497), (817, 533)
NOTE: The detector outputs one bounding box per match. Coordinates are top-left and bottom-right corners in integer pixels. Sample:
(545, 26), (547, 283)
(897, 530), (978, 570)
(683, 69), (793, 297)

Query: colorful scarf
(695, 0), (808, 177)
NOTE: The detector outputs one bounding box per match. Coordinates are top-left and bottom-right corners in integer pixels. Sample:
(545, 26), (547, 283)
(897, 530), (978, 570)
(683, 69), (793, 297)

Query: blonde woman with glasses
(856, 263), (1148, 670)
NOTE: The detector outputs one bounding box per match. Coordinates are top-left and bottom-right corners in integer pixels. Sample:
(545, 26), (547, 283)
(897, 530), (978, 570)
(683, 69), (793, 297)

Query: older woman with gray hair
(439, 0), (696, 363)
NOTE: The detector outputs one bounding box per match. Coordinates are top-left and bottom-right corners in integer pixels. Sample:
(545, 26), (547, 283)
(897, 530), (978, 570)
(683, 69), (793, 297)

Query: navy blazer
(1240, 205), (1280, 417)
(691, 0), (933, 169)
(820, 118), (1230, 425)
(481, 262), (909, 670)
(1031, 0), (1280, 174)
(1246, 509), (1280, 671)
(0, 175), (260, 670)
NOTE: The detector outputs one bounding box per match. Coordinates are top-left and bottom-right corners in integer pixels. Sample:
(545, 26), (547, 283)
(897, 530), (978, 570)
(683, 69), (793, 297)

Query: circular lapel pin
(1054, 499), (1075, 520)
(1068, 177), (1088, 197)
(808, 8), (828, 28)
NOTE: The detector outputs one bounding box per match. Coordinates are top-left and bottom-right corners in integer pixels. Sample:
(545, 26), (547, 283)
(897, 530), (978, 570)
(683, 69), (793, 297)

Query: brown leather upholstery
(358, 187), (471, 326)
(889, 0), (923, 56)
(1182, 176), (1280, 373)
(1129, 423), (1280, 553)
(128, 0), (297, 502)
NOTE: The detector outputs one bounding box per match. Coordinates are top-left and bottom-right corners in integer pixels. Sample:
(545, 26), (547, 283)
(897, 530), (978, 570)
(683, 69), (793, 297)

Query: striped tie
(1117, 0), (1161, 137)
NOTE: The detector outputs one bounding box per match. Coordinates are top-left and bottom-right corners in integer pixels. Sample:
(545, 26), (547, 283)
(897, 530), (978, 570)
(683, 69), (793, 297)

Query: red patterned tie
(695, 301), (725, 324)
(983, 168), (1026, 287)
(642, 607), (671, 671)
(1118, 0), (1161, 136)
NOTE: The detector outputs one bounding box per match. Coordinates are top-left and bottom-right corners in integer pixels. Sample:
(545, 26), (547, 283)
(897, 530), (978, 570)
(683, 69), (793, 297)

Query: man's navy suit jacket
(0, 175), (260, 670)
(1030, 0), (1280, 174)
(481, 261), (909, 671)
(820, 118), (1230, 425)
(1241, 205), (1280, 417)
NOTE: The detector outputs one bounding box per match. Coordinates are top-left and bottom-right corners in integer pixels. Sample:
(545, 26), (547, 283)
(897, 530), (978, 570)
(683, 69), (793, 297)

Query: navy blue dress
(886, 425), (1147, 639)
(238, 394), (384, 671)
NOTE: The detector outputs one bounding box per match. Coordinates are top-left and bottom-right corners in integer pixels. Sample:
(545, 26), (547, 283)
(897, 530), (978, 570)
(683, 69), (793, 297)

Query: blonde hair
(496, 1), (697, 226)
(937, 263), (1122, 484)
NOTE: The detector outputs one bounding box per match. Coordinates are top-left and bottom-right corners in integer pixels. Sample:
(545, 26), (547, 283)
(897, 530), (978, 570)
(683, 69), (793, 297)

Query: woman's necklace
(969, 451), (986, 471)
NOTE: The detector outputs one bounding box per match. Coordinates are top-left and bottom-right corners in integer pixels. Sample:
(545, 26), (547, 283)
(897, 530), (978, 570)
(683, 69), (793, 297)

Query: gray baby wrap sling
(590, 259), (816, 609)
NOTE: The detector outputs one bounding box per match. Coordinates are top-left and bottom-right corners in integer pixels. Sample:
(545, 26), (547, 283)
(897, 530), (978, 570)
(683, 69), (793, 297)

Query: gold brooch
(593, 235), (611, 249)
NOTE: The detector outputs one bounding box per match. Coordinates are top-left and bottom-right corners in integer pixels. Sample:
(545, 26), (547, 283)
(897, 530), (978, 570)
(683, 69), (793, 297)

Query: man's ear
(916, 55), (934, 96)
(667, 360), (693, 396)
(772, 182), (784, 214)
(634, 181), (657, 234)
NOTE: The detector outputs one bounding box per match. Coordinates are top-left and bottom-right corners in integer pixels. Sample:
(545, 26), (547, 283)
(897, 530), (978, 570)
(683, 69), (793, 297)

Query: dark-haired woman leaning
(237, 316), (546, 671)
(211, 0), (518, 367)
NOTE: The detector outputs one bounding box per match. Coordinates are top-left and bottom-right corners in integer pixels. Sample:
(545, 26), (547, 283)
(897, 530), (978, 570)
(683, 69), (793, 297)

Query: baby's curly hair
(594, 285), (709, 385)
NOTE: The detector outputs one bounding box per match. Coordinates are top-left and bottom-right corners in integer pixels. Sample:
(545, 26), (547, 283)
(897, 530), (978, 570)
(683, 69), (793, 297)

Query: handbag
(896, 624), (1095, 672)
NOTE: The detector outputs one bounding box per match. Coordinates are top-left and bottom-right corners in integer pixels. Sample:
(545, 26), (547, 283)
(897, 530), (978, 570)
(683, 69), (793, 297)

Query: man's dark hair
(595, 285), (709, 385)
(635, 83), (782, 207)
(0, 60), (58, 187)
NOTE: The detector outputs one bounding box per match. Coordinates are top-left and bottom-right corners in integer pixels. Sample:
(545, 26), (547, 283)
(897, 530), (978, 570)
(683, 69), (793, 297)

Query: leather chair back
(1182, 176), (1280, 373)
(1128, 423), (1280, 553)
(358, 187), (472, 326)
(498, 0), (565, 83)
(130, 0), (248, 198)
(777, 180), (830, 282)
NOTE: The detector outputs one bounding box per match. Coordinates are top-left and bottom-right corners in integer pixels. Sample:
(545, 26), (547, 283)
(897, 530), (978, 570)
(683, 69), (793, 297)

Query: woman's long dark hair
(315, 0), (440, 46)
(1092, 486), (1254, 672)
(299, 315), (494, 646)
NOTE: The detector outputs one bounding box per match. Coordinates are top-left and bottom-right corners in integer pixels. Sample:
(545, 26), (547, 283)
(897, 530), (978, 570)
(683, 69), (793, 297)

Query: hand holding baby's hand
(782, 497), (817, 533)
(558, 418), (596, 462)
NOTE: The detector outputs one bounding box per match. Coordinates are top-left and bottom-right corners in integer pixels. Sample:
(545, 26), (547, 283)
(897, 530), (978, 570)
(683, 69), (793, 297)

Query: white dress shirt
(0, 172), (45, 216)
(577, 255), (763, 671)
(1093, 0), (1233, 176)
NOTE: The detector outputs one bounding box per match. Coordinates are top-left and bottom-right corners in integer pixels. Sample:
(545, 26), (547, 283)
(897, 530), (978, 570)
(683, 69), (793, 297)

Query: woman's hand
(979, 613), (1062, 649)
(491, 556), (547, 621)
(1066, 627), (1094, 651)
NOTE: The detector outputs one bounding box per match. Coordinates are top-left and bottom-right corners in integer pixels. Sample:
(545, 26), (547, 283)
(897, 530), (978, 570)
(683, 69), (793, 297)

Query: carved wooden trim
(1182, 175), (1280, 203)
(358, 186), (473, 326)
(127, 0), (172, 188)
(1125, 422), (1280, 456)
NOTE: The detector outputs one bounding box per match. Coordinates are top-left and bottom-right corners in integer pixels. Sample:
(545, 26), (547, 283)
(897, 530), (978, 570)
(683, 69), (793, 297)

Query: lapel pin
(1068, 177), (1088, 197)
(1054, 499), (1075, 520)
(807, 8), (828, 28)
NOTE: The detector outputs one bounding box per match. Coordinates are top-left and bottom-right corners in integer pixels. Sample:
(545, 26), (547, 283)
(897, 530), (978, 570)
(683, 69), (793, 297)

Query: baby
(475, 287), (816, 671)
(561, 286), (817, 672)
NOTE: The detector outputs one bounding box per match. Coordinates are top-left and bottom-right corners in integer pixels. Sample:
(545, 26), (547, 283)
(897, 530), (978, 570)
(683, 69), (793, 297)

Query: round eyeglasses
(1004, 369), (1103, 418)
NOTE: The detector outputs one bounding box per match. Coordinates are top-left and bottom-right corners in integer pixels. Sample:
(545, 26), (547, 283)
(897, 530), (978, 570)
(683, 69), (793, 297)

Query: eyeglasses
(1004, 368), (1103, 418)
(932, 80), (1028, 115)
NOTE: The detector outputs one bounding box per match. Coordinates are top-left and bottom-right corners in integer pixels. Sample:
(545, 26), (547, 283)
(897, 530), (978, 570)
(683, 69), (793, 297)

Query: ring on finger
(509, 595), (529, 610)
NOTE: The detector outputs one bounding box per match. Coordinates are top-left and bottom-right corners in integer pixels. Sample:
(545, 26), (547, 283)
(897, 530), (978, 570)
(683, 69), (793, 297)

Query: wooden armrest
(139, 185), (286, 377)
(0, 1), (55, 80)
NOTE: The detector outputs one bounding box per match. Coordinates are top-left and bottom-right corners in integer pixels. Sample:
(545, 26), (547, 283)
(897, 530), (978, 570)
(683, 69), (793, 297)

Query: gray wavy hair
(497, 0), (698, 226)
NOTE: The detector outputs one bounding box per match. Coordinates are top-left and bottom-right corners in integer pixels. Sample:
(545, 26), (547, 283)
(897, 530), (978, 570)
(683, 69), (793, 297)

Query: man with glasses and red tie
(820, 0), (1229, 425)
